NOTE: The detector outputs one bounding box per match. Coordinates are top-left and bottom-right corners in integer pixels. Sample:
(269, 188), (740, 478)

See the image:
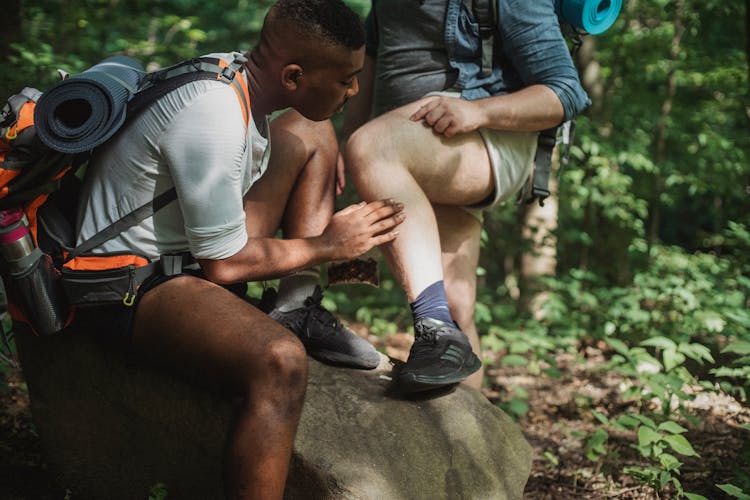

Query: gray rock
(15, 324), (532, 500)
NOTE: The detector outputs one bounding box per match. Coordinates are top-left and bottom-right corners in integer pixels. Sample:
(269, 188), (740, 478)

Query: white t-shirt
(76, 62), (269, 261)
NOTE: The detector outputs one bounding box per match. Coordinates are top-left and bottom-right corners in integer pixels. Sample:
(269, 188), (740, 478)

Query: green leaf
(616, 414), (640, 430)
(592, 410), (609, 425)
(722, 341), (750, 356)
(663, 348), (686, 372)
(633, 414), (657, 429)
(585, 428), (609, 461)
(501, 354), (528, 367)
(607, 338), (631, 356)
(641, 336), (677, 350)
(638, 426), (661, 447)
(716, 483), (750, 500)
(658, 452), (682, 471)
(658, 421), (688, 434)
(663, 434), (698, 457)
(684, 493), (709, 500)
(508, 398), (529, 417)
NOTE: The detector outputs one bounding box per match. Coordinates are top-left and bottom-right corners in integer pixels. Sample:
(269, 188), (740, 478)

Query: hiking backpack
(0, 52), (251, 336)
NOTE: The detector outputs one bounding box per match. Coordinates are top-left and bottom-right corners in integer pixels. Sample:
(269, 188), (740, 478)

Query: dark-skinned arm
(199, 199), (404, 284)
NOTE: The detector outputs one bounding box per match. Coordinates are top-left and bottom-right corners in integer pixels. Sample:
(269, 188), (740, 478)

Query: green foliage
(717, 483), (750, 500)
(0, 1), (748, 495)
(148, 482), (169, 500)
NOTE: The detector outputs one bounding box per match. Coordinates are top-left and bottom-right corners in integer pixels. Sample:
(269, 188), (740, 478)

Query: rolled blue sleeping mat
(555, 0), (622, 35)
(34, 55), (144, 154)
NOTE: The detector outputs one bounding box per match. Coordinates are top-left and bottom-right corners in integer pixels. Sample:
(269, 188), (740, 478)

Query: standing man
(74, 1), (404, 498)
(341, 0), (589, 393)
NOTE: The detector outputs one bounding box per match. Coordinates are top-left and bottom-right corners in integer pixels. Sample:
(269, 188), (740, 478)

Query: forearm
(477, 84), (565, 132)
(199, 236), (333, 284)
(199, 199), (405, 284)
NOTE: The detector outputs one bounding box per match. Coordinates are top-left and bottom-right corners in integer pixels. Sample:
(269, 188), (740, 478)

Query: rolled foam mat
(34, 55), (144, 154)
(557, 0), (622, 35)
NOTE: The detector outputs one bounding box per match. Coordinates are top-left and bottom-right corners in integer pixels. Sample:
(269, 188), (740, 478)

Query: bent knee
(279, 110), (337, 158)
(344, 124), (383, 178)
(261, 336), (308, 391)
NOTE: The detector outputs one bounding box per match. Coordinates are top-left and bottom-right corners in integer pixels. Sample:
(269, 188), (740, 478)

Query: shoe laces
(302, 286), (340, 329)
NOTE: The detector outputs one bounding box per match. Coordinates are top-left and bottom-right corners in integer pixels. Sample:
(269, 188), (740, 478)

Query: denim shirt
(366, 0), (590, 121)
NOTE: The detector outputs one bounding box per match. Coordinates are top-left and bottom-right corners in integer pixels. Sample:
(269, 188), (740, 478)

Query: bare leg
(434, 204), (485, 389)
(243, 109), (380, 369)
(345, 98), (493, 301)
(345, 99), (493, 391)
(132, 276), (307, 500)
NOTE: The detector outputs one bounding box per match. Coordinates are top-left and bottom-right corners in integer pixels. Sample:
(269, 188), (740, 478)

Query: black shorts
(70, 269), (249, 345)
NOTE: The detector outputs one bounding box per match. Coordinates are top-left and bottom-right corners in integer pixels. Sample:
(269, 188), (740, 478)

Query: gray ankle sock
(275, 268), (320, 312)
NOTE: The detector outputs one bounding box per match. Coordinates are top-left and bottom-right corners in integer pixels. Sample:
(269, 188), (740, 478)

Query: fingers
(410, 97), (439, 121)
(370, 229), (400, 246)
(360, 199), (404, 220)
(337, 201), (367, 216)
(369, 213), (405, 234)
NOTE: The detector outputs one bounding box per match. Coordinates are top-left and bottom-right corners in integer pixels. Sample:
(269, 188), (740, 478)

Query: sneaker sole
(396, 354), (482, 393)
(309, 349), (380, 370)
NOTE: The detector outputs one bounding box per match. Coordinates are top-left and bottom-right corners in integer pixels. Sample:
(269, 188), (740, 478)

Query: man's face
(293, 45), (365, 121)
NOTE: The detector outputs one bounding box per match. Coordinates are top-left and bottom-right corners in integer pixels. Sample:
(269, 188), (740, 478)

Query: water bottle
(0, 208), (36, 267)
(0, 207), (69, 335)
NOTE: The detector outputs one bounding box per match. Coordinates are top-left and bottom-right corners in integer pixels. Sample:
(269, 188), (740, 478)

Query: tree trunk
(519, 174), (559, 317)
(576, 36), (603, 116)
(648, 0), (685, 249)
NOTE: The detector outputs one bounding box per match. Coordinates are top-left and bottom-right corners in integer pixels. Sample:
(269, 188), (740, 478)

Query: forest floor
(1, 325), (749, 500)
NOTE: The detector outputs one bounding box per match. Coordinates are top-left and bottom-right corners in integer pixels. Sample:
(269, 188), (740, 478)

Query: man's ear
(281, 64), (303, 91)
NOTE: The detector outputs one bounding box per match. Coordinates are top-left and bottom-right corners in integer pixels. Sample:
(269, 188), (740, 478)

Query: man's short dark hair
(272, 0), (365, 50)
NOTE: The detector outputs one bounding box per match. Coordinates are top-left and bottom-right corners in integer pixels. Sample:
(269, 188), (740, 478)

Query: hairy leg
(243, 109), (338, 239)
(345, 98), (494, 300)
(434, 204), (485, 389)
(132, 276), (308, 500)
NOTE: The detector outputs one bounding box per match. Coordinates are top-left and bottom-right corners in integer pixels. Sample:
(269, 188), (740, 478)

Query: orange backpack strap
(217, 56), (251, 127)
(129, 53), (251, 127)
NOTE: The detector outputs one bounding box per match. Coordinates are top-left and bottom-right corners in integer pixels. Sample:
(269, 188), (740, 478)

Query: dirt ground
(1, 327), (749, 499)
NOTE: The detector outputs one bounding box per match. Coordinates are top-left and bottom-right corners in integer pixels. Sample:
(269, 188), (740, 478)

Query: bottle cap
(0, 208), (24, 227)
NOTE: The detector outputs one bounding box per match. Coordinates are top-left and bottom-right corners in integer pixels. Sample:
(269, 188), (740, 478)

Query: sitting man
(341, 0), (590, 393)
(74, 0), (404, 498)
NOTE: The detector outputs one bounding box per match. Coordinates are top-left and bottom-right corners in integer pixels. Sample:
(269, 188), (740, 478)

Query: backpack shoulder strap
(65, 187), (177, 261)
(466, 0), (497, 78)
(128, 53), (250, 127)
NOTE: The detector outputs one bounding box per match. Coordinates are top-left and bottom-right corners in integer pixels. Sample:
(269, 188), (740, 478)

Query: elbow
(199, 258), (241, 285)
(545, 80), (591, 122)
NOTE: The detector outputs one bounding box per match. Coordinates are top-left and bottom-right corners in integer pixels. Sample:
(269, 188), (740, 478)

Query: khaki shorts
(424, 91), (538, 222)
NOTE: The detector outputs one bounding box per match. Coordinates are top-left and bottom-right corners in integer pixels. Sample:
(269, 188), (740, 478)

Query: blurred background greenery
(1, 1), (748, 495)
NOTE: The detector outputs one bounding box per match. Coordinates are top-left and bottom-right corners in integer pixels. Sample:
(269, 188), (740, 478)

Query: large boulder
(15, 324), (532, 500)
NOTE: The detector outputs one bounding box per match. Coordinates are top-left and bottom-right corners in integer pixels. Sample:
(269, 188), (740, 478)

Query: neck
(244, 49), (282, 129)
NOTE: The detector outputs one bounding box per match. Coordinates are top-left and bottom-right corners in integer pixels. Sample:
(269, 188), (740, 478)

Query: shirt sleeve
(159, 85), (249, 260)
(497, 0), (591, 121)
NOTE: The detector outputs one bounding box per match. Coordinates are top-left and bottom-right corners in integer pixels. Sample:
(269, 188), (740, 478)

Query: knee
(307, 119), (338, 161)
(249, 336), (308, 409)
(343, 123), (380, 180)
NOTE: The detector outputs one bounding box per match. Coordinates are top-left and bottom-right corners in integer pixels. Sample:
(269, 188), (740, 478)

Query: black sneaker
(396, 317), (481, 393)
(265, 286), (381, 370)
